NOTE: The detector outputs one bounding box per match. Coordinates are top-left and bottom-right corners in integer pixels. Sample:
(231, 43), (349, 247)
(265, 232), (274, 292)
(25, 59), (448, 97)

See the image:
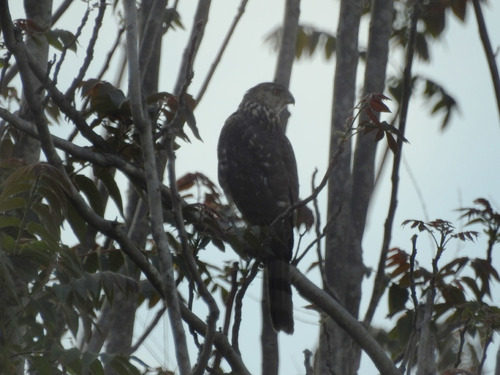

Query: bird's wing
(218, 112), (297, 226)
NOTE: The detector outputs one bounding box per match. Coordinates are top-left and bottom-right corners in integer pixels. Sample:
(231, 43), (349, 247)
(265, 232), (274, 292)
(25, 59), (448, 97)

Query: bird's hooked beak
(288, 92), (295, 106)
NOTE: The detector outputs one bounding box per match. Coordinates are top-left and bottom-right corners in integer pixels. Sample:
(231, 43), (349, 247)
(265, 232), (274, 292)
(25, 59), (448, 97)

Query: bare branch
(290, 267), (402, 375)
(65, 0), (107, 101)
(472, 0), (500, 122)
(364, 0), (418, 326)
(166, 136), (220, 375)
(122, 1), (191, 374)
(52, 3), (91, 91)
(196, 0), (249, 104)
(174, 0), (211, 94)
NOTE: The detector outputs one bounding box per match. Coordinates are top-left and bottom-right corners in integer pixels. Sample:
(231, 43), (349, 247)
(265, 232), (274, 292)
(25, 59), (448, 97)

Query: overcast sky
(9, 0), (500, 373)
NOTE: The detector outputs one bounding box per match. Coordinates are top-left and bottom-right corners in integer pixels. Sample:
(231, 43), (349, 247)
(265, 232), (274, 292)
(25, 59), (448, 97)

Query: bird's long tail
(266, 258), (294, 334)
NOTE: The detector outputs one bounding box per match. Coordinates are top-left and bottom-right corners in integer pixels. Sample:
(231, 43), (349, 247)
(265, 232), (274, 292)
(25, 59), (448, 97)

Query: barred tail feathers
(266, 258), (294, 334)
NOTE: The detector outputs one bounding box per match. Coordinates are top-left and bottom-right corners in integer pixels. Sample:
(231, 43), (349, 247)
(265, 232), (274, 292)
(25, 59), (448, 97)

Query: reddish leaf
(14, 19), (45, 33)
(177, 173), (197, 192)
(386, 132), (399, 154)
(390, 263), (410, 278)
(369, 94), (391, 113)
(365, 108), (380, 124)
(375, 129), (384, 142)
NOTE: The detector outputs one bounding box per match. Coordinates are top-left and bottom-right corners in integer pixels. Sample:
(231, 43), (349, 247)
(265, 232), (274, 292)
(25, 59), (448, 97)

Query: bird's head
(241, 82), (295, 115)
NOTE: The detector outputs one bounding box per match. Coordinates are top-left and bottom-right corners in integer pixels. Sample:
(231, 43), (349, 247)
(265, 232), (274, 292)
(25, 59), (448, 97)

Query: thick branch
(122, 1), (191, 374)
(290, 267), (401, 375)
(364, 0), (419, 325)
(274, 0), (300, 132)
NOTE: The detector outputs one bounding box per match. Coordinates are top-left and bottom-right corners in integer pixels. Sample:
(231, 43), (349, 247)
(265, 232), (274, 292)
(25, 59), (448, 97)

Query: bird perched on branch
(217, 82), (299, 334)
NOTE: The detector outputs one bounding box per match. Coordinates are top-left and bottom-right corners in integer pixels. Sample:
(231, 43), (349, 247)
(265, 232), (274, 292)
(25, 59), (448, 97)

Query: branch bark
(291, 267), (402, 375)
(122, 1), (191, 374)
(471, 0), (500, 123)
(320, 0), (362, 374)
(365, 0), (419, 326)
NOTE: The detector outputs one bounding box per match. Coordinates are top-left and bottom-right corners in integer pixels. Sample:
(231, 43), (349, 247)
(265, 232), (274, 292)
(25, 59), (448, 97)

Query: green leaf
(388, 283), (409, 317)
(0, 215), (21, 229)
(324, 35), (336, 59)
(94, 167), (124, 216)
(47, 28), (77, 52)
(26, 222), (59, 249)
(0, 196), (26, 212)
(66, 200), (88, 244)
(73, 174), (105, 217)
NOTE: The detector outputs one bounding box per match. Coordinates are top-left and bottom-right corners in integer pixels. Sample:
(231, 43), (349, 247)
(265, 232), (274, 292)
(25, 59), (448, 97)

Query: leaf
(386, 132), (399, 154)
(451, 0), (467, 22)
(81, 80), (129, 119)
(324, 35), (336, 59)
(182, 97), (201, 141)
(93, 167), (124, 217)
(295, 27), (307, 58)
(423, 2), (446, 38)
(368, 93), (391, 113)
(388, 283), (409, 317)
(47, 28), (77, 52)
(0, 196), (26, 212)
(66, 200), (88, 244)
(73, 174), (105, 217)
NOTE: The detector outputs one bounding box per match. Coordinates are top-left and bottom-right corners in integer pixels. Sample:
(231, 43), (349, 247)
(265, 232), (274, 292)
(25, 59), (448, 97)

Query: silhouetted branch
(196, 0), (249, 104)
(472, 0), (500, 122)
(364, 0), (419, 326)
(65, 0), (107, 101)
(123, 1), (191, 374)
(290, 267), (402, 375)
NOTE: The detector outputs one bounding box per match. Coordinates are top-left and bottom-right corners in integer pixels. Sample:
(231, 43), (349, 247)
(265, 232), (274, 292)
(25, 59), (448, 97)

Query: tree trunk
(93, 3), (166, 373)
(317, 0), (362, 374)
(13, 0), (52, 163)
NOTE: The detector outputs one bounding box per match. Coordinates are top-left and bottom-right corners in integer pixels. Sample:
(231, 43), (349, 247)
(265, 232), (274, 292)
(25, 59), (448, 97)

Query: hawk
(217, 82), (299, 334)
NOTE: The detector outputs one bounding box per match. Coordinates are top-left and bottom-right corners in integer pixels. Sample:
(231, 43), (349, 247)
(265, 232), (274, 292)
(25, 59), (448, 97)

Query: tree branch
(471, 0), (500, 122)
(364, 0), (418, 326)
(274, 0), (300, 132)
(65, 0), (107, 101)
(122, 1), (191, 374)
(196, 0), (249, 104)
(174, 0), (211, 95)
(290, 267), (402, 375)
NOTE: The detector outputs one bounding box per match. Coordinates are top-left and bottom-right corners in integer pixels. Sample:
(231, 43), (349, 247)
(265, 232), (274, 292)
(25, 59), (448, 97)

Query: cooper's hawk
(217, 82), (299, 334)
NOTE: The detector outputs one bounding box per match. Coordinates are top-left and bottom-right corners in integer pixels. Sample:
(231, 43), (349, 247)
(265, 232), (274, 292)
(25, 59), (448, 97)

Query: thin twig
(65, 0), (107, 101)
(454, 320), (469, 369)
(52, 3), (91, 90)
(472, 0), (500, 122)
(96, 27), (125, 81)
(478, 334), (494, 375)
(211, 262), (239, 371)
(130, 305), (167, 353)
(174, 0), (210, 94)
(231, 261), (260, 353)
(196, 0), (249, 104)
(166, 137), (220, 375)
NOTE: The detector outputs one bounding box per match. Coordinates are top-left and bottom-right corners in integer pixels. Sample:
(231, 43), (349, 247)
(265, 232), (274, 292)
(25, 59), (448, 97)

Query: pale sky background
(8, 0), (500, 374)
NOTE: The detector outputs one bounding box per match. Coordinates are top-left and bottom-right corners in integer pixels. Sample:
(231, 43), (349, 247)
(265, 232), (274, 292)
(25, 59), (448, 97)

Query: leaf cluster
(376, 202), (500, 373)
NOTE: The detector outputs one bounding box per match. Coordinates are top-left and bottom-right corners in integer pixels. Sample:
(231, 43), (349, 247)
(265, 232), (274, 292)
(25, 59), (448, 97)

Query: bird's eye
(272, 88), (281, 96)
